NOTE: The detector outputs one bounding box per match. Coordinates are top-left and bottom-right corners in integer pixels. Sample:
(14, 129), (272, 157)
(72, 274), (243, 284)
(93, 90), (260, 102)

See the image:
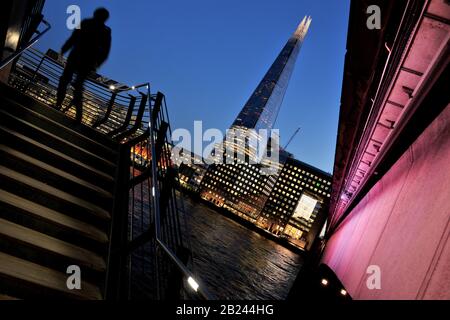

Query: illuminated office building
(200, 16), (312, 219)
(258, 157), (331, 250)
(171, 145), (208, 192)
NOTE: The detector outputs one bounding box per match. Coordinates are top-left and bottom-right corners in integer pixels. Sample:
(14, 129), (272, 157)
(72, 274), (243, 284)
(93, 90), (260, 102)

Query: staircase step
(0, 98), (119, 161)
(0, 82), (118, 150)
(0, 218), (106, 273)
(0, 145), (112, 209)
(0, 165), (111, 223)
(0, 125), (114, 191)
(0, 83), (122, 300)
(0, 251), (102, 300)
(0, 109), (116, 176)
(0, 189), (108, 245)
(0, 144), (113, 197)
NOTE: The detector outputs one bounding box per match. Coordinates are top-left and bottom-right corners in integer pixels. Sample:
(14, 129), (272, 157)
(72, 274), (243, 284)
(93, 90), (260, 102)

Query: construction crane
(284, 127), (301, 149)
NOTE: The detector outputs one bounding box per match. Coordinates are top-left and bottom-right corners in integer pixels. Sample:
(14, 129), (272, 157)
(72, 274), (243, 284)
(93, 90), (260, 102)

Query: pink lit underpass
(322, 0), (450, 299)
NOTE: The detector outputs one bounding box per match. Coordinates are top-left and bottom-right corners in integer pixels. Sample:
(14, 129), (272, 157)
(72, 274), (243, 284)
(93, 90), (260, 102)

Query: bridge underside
(323, 0), (450, 299)
(323, 102), (450, 299)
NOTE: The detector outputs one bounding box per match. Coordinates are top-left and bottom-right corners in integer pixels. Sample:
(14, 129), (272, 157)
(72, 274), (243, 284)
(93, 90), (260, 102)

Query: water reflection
(183, 197), (303, 299)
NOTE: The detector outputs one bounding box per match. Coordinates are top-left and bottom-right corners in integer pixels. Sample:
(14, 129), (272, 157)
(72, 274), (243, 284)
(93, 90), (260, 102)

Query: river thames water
(182, 197), (303, 300)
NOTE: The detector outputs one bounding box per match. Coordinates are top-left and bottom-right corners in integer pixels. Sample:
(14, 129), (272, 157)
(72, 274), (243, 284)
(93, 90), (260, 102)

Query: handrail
(110, 82), (150, 93)
(146, 85), (213, 300)
(11, 48), (141, 133)
(0, 19), (51, 70)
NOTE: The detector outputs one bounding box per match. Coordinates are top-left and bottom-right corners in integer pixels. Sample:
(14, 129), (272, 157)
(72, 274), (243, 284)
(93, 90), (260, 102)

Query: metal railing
(109, 86), (213, 299)
(146, 86), (213, 300)
(9, 48), (148, 137)
(8, 47), (211, 299)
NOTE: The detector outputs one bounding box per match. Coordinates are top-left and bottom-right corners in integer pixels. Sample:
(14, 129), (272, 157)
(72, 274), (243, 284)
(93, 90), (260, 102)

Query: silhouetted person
(55, 7), (111, 123)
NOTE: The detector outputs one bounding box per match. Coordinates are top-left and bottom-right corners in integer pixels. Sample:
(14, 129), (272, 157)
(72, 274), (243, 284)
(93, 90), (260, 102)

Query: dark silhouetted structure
(56, 7), (111, 123)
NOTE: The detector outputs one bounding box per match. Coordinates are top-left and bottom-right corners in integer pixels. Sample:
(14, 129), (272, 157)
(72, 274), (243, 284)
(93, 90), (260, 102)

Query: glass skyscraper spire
(200, 16), (312, 219)
(232, 16), (312, 131)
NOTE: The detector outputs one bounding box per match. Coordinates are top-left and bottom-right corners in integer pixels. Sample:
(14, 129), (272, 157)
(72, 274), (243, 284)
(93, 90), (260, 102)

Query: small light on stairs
(187, 277), (199, 292)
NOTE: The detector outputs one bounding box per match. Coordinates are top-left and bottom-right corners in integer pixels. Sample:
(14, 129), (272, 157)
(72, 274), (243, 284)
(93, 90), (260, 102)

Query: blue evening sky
(37, 0), (350, 172)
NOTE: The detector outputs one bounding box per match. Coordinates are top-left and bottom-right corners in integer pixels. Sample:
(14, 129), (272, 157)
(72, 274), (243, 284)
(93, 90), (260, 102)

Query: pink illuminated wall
(322, 104), (450, 299)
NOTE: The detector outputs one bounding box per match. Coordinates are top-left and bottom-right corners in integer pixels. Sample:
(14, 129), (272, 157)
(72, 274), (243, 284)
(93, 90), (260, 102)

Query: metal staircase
(0, 46), (212, 299)
(0, 82), (115, 299)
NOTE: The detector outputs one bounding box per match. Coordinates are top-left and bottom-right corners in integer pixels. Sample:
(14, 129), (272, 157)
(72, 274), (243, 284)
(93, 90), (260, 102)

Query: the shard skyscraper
(233, 16), (312, 131)
(200, 16), (312, 219)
